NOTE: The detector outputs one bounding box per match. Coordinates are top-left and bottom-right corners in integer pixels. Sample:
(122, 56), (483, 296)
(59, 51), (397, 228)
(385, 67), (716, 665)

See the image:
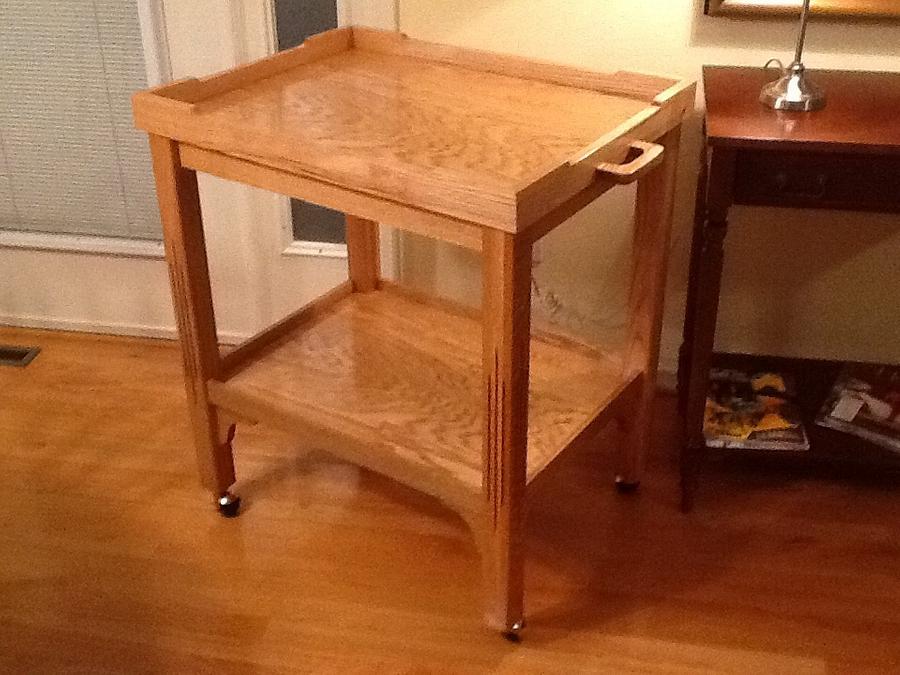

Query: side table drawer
(733, 149), (900, 213)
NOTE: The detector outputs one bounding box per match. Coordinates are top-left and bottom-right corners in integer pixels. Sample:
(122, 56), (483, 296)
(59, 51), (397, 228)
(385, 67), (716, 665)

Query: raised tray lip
(134, 26), (695, 231)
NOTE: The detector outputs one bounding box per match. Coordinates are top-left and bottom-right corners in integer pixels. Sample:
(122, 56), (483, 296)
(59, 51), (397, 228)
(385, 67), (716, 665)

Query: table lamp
(760, 0), (826, 111)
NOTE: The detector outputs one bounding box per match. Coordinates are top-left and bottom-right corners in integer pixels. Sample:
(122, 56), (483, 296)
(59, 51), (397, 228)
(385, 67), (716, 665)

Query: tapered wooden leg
(481, 229), (532, 635)
(346, 215), (380, 292)
(149, 135), (236, 500)
(617, 125), (683, 488)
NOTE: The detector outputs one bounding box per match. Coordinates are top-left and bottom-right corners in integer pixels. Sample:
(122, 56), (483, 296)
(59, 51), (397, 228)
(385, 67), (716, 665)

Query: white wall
(397, 0), (900, 375)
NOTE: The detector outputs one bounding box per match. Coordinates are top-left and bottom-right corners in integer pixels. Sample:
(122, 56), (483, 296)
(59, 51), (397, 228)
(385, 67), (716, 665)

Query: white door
(0, 0), (396, 344)
(166, 0), (395, 339)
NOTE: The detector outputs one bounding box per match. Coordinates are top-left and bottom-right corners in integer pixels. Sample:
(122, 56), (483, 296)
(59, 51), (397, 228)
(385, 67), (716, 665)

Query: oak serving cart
(133, 27), (693, 638)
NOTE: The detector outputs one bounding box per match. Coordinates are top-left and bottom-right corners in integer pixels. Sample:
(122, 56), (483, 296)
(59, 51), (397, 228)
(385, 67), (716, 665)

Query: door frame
(0, 0), (398, 342)
(238, 0), (400, 321)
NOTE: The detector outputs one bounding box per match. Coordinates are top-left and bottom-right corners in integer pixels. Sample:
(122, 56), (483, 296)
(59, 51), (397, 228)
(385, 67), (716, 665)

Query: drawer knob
(773, 170), (828, 199)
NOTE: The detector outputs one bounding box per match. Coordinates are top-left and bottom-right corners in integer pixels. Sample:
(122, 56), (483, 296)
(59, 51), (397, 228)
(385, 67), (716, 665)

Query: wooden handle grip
(593, 141), (665, 184)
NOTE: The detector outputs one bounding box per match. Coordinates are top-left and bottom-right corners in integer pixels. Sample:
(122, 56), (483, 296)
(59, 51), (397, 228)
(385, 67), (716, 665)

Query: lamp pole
(760, 0), (826, 111)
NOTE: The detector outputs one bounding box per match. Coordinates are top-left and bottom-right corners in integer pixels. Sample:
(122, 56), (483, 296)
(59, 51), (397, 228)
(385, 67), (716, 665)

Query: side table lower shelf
(701, 352), (900, 476)
(210, 283), (640, 521)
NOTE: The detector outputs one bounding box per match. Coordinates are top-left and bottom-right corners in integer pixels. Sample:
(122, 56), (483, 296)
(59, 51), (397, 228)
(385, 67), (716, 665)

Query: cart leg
(346, 215), (380, 292)
(481, 229), (531, 638)
(617, 125), (683, 490)
(149, 135), (236, 507)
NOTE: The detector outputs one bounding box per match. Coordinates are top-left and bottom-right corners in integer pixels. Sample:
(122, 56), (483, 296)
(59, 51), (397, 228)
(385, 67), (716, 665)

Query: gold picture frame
(705, 0), (900, 19)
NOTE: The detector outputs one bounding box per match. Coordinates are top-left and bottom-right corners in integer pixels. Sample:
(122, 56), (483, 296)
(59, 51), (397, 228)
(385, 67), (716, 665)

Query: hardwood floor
(1, 326), (897, 673)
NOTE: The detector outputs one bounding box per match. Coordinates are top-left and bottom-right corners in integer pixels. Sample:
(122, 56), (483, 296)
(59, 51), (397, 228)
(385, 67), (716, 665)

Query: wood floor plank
(0, 326), (898, 673)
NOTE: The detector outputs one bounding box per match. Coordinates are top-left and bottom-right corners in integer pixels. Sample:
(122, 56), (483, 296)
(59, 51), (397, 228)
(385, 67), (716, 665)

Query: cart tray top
(134, 27), (693, 231)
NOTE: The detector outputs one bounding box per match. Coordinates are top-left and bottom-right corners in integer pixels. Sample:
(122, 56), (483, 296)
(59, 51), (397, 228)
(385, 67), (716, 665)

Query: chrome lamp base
(760, 62), (826, 112)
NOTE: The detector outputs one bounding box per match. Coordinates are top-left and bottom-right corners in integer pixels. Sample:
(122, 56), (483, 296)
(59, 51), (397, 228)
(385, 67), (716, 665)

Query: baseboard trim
(0, 231), (165, 259)
(282, 240), (348, 259)
(0, 314), (248, 346)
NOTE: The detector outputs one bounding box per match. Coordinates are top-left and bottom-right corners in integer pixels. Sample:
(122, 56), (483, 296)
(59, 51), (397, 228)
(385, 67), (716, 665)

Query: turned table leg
(149, 135), (237, 512)
(617, 125), (683, 490)
(679, 146), (735, 512)
(480, 229), (532, 638)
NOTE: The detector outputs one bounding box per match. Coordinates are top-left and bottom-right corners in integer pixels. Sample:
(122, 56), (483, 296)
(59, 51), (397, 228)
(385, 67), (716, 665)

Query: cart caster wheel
(217, 492), (241, 518)
(502, 621), (524, 642)
(615, 477), (640, 494)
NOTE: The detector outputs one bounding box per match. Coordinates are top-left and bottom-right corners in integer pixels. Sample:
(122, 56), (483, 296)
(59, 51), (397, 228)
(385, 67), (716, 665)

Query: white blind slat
(0, 0), (160, 240)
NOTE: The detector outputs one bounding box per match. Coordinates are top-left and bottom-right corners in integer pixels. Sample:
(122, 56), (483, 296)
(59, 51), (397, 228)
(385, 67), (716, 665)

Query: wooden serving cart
(133, 27), (693, 637)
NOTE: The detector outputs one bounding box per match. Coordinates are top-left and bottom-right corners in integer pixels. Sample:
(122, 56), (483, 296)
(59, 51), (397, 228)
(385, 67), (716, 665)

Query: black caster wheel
(217, 492), (241, 518)
(502, 621), (524, 643)
(614, 477), (641, 494)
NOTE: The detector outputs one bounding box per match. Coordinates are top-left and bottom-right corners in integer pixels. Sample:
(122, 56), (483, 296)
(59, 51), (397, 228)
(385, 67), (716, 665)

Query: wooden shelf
(706, 352), (900, 476)
(209, 285), (637, 513)
(133, 27), (692, 234)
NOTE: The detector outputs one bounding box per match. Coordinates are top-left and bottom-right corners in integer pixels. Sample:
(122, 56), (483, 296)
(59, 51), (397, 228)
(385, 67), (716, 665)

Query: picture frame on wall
(705, 0), (900, 19)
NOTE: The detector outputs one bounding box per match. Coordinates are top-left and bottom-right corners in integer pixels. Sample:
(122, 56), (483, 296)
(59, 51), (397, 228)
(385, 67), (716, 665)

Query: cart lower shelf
(209, 284), (638, 515)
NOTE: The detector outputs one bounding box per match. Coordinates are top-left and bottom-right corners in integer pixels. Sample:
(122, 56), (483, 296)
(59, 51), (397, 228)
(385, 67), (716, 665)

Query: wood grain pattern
(351, 27), (680, 101)
(133, 30), (691, 231)
(179, 144), (484, 251)
(209, 287), (628, 505)
(180, 49), (648, 229)
(618, 126), (683, 485)
(704, 67), (900, 154)
(480, 230), (533, 632)
(149, 135), (234, 496)
(345, 215), (380, 292)
(220, 281), (354, 378)
(152, 27), (354, 104)
(4, 326), (900, 671)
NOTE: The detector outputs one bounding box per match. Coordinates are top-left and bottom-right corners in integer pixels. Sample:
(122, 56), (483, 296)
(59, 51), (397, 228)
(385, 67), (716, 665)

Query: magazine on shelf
(704, 368), (810, 452)
(816, 364), (900, 454)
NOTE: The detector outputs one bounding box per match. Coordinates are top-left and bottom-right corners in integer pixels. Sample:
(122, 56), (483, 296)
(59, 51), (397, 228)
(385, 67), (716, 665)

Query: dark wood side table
(678, 66), (900, 511)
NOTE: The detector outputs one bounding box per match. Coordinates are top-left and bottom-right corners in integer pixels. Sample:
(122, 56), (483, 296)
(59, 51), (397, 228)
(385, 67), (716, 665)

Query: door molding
(0, 230), (164, 259)
(137, 0), (173, 86)
(242, 0), (400, 278)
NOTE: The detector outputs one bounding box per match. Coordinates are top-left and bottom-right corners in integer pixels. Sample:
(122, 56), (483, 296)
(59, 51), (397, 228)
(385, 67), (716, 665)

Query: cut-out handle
(593, 141), (665, 184)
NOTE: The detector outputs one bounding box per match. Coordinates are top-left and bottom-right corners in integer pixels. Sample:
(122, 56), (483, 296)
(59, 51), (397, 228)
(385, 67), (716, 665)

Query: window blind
(0, 0), (160, 240)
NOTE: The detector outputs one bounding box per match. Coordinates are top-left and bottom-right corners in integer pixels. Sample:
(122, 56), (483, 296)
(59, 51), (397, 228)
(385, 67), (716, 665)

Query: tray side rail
(351, 27), (681, 103)
(220, 281), (354, 378)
